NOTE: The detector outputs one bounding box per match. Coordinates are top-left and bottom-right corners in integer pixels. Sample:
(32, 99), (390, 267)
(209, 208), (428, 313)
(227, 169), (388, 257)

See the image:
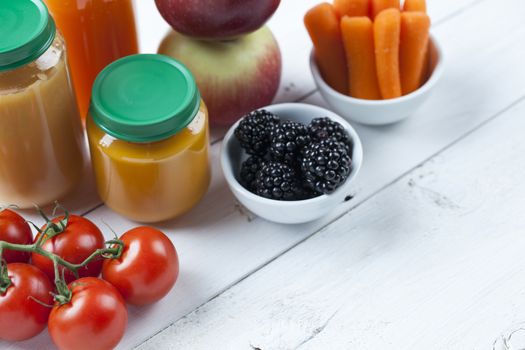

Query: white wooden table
(4, 0), (525, 349)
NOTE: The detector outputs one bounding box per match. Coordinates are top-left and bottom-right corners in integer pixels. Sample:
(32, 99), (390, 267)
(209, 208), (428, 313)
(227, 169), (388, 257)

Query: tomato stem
(36, 203), (69, 243)
(0, 258), (12, 294)
(28, 295), (54, 308)
(0, 204), (125, 299)
(52, 258), (72, 304)
(0, 239), (123, 274)
(76, 240), (124, 268)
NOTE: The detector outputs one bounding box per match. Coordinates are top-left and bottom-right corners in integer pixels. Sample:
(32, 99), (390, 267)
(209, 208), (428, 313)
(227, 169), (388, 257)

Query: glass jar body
(87, 101), (211, 223)
(0, 32), (85, 208)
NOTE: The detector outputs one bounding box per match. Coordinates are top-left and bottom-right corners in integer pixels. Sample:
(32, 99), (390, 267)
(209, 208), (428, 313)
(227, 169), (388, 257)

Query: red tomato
(102, 227), (179, 306)
(0, 209), (33, 263)
(49, 277), (128, 350)
(0, 263), (54, 341)
(32, 215), (105, 283)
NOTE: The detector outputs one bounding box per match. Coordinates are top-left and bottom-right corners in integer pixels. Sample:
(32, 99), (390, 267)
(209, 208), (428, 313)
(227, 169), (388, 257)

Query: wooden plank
(133, 0), (525, 347)
(136, 72), (525, 350)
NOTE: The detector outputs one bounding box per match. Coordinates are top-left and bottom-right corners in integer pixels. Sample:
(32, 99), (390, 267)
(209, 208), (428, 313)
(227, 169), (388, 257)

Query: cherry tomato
(0, 263), (53, 341)
(49, 277), (128, 350)
(32, 215), (105, 283)
(0, 209), (33, 263)
(102, 227), (179, 306)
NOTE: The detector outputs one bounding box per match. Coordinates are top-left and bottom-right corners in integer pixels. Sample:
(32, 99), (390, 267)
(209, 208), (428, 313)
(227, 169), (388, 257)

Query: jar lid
(90, 54), (201, 143)
(0, 0), (56, 72)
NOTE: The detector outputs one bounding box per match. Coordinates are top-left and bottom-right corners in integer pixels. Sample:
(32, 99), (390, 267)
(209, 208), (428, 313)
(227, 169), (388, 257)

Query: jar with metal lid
(86, 54), (211, 223)
(0, 0), (85, 208)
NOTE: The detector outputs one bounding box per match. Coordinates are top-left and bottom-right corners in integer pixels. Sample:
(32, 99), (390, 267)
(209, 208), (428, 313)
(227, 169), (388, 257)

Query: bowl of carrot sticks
(305, 0), (444, 125)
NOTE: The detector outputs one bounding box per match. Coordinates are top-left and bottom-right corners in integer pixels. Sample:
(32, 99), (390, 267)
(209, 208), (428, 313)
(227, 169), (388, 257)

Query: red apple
(155, 0), (281, 40)
(158, 26), (282, 126)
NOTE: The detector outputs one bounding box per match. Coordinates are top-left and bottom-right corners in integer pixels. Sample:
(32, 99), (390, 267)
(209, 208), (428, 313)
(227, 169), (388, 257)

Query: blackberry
(301, 139), (352, 194)
(269, 121), (311, 166)
(254, 161), (305, 201)
(234, 110), (280, 156)
(239, 156), (264, 192)
(308, 117), (353, 155)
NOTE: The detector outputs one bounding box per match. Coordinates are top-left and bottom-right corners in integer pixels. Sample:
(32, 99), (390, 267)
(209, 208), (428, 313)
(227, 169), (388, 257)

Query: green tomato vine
(0, 204), (124, 304)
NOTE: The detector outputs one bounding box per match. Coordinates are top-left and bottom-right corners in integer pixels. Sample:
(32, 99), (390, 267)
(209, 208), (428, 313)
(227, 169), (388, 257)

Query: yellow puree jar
(86, 54), (210, 223)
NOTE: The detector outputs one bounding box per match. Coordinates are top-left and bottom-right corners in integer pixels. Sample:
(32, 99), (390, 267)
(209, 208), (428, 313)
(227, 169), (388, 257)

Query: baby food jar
(0, 0), (85, 208)
(87, 54), (211, 223)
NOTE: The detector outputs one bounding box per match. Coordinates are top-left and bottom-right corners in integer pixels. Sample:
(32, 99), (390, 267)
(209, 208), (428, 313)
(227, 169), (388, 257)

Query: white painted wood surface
(140, 98), (525, 350)
(2, 0), (524, 349)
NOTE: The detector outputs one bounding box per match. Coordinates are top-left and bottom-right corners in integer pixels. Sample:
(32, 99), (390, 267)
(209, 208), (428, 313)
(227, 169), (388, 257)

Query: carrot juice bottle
(43, 0), (138, 120)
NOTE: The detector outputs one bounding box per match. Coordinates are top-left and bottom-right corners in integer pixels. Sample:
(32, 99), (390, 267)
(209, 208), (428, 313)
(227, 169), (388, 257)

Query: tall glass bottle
(44, 0), (139, 119)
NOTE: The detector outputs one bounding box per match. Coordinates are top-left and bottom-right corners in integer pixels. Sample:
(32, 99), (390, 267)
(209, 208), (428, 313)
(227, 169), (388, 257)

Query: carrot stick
(400, 11), (430, 94)
(420, 42), (432, 85)
(371, 0), (400, 19)
(403, 0), (427, 12)
(402, 0), (430, 90)
(333, 0), (369, 18)
(341, 16), (381, 99)
(373, 8), (401, 99)
(304, 3), (348, 94)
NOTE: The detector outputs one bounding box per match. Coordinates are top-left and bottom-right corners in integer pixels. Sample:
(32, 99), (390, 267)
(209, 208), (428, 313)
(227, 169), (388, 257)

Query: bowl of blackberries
(221, 103), (363, 224)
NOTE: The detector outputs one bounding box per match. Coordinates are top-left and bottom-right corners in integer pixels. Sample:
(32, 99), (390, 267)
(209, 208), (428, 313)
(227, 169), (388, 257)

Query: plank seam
(81, 202), (105, 217)
(434, 0), (490, 26)
(294, 88), (318, 103)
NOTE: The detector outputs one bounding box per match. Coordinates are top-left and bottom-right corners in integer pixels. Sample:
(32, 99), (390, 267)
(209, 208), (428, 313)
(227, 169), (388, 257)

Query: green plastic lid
(0, 0), (56, 72)
(90, 54), (201, 143)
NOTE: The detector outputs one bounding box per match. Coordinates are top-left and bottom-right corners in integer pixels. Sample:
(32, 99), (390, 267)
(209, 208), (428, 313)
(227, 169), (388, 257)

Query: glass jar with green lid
(86, 54), (211, 223)
(0, 0), (85, 208)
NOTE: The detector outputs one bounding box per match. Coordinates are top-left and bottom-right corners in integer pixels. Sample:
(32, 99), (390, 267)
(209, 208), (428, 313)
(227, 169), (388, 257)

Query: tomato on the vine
(49, 277), (128, 350)
(0, 209), (33, 263)
(32, 215), (105, 283)
(0, 263), (54, 341)
(102, 226), (179, 306)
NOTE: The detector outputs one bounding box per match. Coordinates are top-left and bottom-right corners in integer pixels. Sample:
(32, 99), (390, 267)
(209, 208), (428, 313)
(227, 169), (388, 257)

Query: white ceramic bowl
(310, 36), (444, 125)
(221, 103), (363, 224)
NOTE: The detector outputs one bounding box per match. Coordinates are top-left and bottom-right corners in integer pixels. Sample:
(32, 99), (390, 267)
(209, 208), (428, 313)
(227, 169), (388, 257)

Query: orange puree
(87, 102), (210, 223)
(44, 0), (138, 119)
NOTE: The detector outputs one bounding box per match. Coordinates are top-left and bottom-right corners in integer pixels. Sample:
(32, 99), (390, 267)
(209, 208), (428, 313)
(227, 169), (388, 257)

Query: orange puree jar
(0, 0), (85, 208)
(44, 0), (138, 119)
(87, 55), (211, 223)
